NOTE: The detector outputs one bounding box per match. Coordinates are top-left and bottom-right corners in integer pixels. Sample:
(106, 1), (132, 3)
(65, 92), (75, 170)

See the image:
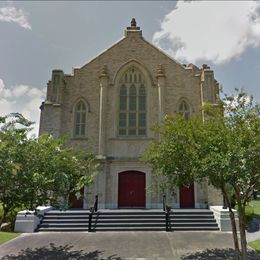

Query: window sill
(71, 137), (88, 140)
(109, 137), (154, 141)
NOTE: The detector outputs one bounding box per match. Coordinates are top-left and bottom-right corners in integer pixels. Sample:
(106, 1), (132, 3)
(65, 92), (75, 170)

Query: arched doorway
(180, 184), (195, 208)
(118, 171), (145, 208)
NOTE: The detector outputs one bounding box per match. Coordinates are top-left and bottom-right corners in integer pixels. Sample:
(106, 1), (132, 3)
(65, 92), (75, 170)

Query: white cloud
(0, 78), (45, 137)
(153, 1), (260, 64)
(0, 5), (32, 30)
(12, 85), (29, 98)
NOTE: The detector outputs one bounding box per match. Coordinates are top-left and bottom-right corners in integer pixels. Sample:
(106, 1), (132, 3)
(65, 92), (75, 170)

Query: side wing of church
(39, 19), (222, 209)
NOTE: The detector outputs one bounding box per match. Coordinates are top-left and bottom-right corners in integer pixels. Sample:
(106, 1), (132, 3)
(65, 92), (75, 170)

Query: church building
(39, 19), (222, 209)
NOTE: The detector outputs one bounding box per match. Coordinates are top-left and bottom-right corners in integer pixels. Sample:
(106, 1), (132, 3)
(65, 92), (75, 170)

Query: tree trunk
(0, 209), (7, 230)
(235, 189), (248, 260)
(222, 187), (241, 260)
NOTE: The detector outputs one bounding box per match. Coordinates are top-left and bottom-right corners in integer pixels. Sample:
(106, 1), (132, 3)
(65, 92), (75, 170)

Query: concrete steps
(170, 210), (219, 231)
(37, 209), (219, 232)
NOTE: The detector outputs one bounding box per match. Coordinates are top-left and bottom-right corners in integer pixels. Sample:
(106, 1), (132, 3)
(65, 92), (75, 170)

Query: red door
(118, 171), (145, 208)
(180, 184), (195, 208)
(69, 187), (84, 208)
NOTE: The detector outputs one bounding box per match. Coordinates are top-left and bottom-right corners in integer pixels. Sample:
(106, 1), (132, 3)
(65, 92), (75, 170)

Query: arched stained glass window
(138, 85), (146, 135)
(179, 100), (190, 120)
(118, 67), (146, 136)
(74, 101), (87, 137)
(119, 85), (127, 136)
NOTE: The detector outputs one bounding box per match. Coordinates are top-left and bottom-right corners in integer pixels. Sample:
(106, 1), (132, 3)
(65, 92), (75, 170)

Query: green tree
(0, 113), (33, 226)
(20, 134), (97, 210)
(143, 91), (259, 260)
(0, 113), (97, 227)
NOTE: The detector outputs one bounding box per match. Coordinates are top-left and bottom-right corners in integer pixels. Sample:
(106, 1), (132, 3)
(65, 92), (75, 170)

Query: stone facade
(39, 19), (222, 209)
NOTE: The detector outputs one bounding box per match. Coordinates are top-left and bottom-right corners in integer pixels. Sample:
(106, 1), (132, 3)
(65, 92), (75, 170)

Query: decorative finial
(125, 18), (141, 35)
(131, 18), (136, 27)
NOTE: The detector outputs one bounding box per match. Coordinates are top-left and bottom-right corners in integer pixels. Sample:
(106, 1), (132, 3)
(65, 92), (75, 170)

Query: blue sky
(0, 1), (260, 136)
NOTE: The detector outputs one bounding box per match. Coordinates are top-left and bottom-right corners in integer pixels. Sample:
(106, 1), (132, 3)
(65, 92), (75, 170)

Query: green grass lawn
(0, 231), (20, 245)
(245, 195), (260, 221)
(249, 239), (260, 253)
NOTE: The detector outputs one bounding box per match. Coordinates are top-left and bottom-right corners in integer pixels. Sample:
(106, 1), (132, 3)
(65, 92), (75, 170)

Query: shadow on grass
(247, 218), (260, 233)
(1, 243), (122, 260)
(253, 213), (260, 219)
(181, 248), (260, 260)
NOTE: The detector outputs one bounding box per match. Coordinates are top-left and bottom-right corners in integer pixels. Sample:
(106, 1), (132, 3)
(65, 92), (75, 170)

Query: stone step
(93, 227), (166, 231)
(46, 210), (90, 214)
(38, 227), (89, 232)
(169, 218), (216, 223)
(97, 215), (165, 219)
(42, 218), (165, 223)
(171, 226), (219, 231)
(41, 223), (166, 228)
(38, 209), (219, 232)
(170, 222), (218, 227)
(38, 227), (165, 232)
(43, 215), (90, 219)
(170, 214), (214, 218)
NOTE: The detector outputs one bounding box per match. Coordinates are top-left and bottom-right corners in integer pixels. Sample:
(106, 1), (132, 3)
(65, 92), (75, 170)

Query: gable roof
(78, 20), (188, 72)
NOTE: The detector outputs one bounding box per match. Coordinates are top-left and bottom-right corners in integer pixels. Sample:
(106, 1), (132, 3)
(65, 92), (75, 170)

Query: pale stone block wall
(210, 206), (239, 231)
(208, 185), (223, 206)
(39, 22), (220, 209)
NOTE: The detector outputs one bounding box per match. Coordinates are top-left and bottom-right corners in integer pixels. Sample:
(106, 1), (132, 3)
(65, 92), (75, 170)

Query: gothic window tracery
(74, 100), (87, 137)
(119, 67), (146, 136)
(179, 100), (190, 120)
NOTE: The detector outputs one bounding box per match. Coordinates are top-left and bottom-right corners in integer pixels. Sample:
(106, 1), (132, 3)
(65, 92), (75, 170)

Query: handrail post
(163, 194), (166, 211)
(88, 212), (92, 232)
(94, 195), (98, 212)
(165, 211), (169, 232)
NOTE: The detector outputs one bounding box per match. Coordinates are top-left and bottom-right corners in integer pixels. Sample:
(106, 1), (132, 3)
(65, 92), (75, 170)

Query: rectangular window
(119, 129), (126, 135)
(81, 125), (85, 135)
(139, 96), (146, 111)
(128, 129), (136, 135)
(81, 112), (86, 123)
(129, 96), (136, 111)
(75, 125), (80, 136)
(138, 129), (146, 136)
(76, 112), (81, 124)
(120, 96), (127, 110)
(129, 113), (136, 127)
(119, 113), (127, 127)
(139, 113), (146, 127)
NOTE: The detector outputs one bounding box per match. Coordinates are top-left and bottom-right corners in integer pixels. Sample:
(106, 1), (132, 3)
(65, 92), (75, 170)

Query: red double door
(180, 184), (195, 208)
(118, 171), (146, 208)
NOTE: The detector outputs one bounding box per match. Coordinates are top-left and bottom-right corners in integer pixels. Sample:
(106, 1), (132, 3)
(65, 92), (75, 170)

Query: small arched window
(74, 101), (87, 137)
(118, 67), (146, 136)
(179, 100), (190, 120)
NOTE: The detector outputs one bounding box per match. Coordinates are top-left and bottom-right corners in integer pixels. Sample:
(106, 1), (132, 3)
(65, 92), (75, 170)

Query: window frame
(73, 100), (87, 138)
(178, 100), (190, 120)
(118, 68), (147, 137)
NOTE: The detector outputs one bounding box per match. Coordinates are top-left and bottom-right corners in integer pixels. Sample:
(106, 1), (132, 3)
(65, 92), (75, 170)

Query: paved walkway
(0, 231), (259, 259)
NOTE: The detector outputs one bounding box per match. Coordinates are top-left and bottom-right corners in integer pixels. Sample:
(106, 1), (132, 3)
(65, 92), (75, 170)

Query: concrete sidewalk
(0, 231), (259, 259)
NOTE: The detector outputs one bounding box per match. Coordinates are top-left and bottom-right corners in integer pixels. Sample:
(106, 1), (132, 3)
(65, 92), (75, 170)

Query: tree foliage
(143, 90), (259, 260)
(0, 113), (97, 227)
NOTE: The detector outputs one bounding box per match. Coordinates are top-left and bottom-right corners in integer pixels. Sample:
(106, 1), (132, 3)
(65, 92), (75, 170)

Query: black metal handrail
(163, 194), (171, 232)
(94, 195), (98, 212)
(88, 195), (98, 232)
(163, 194), (166, 212)
(165, 211), (170, 232)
